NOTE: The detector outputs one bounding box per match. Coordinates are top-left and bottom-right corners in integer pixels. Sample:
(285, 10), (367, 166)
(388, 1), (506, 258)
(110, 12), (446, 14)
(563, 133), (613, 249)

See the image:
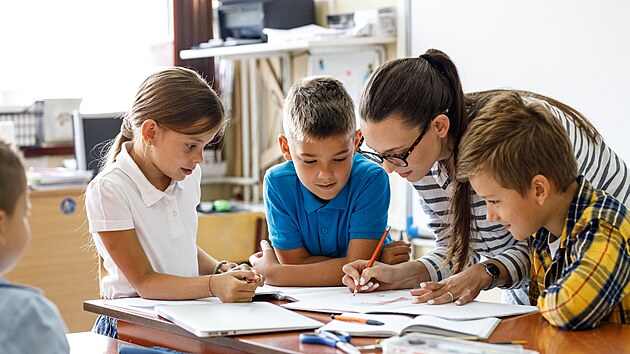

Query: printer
(217, 0), (315, 43)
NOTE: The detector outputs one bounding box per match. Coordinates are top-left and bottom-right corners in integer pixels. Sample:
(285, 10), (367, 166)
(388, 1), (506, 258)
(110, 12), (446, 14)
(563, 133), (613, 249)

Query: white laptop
(155, 302), (323, 337)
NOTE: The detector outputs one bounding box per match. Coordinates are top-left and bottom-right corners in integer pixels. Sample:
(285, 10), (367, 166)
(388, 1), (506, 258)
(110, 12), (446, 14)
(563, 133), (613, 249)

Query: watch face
(485, 262), (500, 279)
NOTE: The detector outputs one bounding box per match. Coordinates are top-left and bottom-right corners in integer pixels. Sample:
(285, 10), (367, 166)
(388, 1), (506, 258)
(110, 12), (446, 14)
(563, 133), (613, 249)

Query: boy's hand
(380, 240), (412, 264)
(210, 270), (262, 303)
(248, 240), (279, 277)
(341, 259), (399, 293)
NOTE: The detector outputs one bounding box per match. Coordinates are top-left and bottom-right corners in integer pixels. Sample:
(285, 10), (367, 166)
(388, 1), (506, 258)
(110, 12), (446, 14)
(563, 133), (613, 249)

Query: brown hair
(360, 49), (601, 274)
(0, 141), (26, 215)
(360, 49), (467, 160)
(283, 76), (355, 142)
(104, 67), (225, 168)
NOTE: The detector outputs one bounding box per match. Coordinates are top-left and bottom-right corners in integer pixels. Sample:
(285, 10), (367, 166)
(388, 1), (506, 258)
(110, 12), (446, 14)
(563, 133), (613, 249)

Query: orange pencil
(331, 314), (385, 326)
(353, 226), (391, 296)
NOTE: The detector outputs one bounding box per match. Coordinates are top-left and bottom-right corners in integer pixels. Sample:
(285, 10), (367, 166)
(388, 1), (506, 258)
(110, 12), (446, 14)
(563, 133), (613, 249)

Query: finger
(455, 294), (472, 306)
(419, 281), (444, 291)
(342, 274), (356, 290)
(260, 240), (273, 252)
(427, 291), (456, 305)
(248, 253), (260, 266)
(341, 261), (364, 284)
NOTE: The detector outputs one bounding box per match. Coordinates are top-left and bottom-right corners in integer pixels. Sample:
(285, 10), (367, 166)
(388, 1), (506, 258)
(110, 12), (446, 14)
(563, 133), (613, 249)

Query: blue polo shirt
(264, 154), (391, 257)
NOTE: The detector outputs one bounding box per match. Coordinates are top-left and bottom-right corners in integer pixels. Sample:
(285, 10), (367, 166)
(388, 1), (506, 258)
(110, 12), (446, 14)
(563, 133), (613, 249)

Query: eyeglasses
(357, 111), (445, 167)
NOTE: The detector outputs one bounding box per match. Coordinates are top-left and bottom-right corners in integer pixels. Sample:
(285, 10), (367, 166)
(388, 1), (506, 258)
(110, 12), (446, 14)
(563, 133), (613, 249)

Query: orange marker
(353, 226), (391, 296)
(331, 314), (384, 326)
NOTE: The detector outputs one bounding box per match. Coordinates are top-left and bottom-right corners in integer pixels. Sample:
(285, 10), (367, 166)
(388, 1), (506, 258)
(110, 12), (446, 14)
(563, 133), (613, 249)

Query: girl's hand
(210, 270), (263, 303)
(219, 261), (239, 272)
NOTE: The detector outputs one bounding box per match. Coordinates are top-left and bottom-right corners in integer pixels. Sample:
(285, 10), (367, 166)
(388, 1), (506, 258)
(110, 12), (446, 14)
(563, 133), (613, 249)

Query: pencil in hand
(331, 314), (384, 326)
(353, 226), (391, 296)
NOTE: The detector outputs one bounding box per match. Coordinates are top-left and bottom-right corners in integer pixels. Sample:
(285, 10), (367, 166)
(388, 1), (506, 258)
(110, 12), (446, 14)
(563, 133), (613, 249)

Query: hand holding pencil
(352, 226), (391, 296)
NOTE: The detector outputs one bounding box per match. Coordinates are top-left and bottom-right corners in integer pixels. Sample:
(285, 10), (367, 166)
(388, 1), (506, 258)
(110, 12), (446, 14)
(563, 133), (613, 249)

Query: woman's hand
(341, 260), (401, 293)
(380, 240), (412, 264)
(209, 270), (263, 303)
(410, 263), (491, 305)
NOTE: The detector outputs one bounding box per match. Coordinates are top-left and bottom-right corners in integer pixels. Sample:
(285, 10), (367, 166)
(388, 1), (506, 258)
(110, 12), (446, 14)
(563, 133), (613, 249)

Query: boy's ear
(531, 174), (550, 205)
(141, 119), (158, 145)
(353, 130), (363, 152)
(434, 114), (450, 139)
(278, 135), (292, 161)
(0, 210), (6, 243)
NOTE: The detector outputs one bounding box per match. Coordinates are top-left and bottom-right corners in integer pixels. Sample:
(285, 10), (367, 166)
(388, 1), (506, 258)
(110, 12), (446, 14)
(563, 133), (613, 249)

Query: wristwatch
(481, 261), (500, 290)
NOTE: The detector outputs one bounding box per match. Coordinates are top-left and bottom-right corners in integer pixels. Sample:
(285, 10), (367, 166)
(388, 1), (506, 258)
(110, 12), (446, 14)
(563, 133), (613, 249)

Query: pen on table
(331, 314), (385, 326)
(489, 340), (527, 345)
(354, 226), (391, 296)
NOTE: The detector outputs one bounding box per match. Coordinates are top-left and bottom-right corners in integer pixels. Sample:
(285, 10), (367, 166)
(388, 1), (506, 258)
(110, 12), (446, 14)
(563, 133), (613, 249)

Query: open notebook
(317, 313), (501, 339)
(155, 302), (323, 337)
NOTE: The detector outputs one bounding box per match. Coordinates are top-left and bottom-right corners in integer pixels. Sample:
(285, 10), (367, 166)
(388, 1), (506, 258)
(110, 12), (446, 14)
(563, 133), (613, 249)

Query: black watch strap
(482, 261), (500, 290)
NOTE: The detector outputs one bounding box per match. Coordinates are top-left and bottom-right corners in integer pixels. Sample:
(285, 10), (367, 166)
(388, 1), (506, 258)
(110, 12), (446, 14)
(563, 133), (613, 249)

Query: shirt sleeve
(417, 198), (530, 289)
(537, 220), (630, 330)
(8, 295), (70, 354)
(264, 172), (304, 250)
(86, 178), (135, 232)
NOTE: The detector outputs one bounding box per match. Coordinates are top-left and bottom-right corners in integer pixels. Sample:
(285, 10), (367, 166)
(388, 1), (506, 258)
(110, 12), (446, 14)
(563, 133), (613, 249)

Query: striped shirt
(413, 96), (630, 305)
(529, 176), (630, 330)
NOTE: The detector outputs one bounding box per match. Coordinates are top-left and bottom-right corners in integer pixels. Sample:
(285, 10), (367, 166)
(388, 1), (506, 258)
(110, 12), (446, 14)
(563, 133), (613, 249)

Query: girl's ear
(433, 114), (451, 139)
(531, 174), (550, 205)
(141, 119), (158, 145)
(278, 135), (292, 161)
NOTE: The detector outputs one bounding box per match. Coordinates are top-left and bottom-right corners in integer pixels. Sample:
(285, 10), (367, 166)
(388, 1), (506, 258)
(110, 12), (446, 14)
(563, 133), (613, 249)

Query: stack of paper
(317, 312), (501, 339)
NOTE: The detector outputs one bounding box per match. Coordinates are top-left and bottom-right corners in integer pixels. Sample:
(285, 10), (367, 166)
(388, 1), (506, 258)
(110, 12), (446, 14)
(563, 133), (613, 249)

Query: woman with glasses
(342, 49), (630, 305)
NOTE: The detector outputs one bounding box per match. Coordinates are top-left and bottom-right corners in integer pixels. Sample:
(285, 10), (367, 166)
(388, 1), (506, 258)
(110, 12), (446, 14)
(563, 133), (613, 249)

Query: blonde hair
(283, 76), (355, 142)
(447, 91), (579, 272)
(104, 67), (225, 168)
(0, 141), (26, 216)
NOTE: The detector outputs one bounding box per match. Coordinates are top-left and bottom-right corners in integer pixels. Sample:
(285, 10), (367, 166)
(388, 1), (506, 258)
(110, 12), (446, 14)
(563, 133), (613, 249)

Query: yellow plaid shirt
(529, 176), (630, 330)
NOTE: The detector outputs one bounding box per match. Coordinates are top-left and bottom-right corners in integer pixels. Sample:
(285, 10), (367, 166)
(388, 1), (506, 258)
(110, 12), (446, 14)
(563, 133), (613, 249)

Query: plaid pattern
(529, 176), (630, 330)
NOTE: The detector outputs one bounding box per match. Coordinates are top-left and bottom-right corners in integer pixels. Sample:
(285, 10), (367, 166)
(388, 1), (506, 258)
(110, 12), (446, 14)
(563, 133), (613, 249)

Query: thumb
(260, 240), (274, 254)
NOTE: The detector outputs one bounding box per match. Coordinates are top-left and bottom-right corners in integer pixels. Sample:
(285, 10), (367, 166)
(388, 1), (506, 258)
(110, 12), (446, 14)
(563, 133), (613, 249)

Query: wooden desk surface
(84, 299), (630, 354)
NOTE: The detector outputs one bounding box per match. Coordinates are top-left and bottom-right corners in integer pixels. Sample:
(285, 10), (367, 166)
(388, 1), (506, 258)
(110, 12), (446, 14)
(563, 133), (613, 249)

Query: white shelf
(179, 35), (396, 60)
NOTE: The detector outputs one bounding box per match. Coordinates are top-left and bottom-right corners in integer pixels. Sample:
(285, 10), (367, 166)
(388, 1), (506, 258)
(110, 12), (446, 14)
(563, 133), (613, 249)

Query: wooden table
(84, 299), (630, 354)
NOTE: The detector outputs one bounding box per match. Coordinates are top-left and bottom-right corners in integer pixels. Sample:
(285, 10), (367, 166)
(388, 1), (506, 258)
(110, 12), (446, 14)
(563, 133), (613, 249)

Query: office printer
(217, 0), (315, 43)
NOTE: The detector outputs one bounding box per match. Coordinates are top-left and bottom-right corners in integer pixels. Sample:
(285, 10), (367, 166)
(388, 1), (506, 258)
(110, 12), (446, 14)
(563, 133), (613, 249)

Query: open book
(317, 312), (500, 339)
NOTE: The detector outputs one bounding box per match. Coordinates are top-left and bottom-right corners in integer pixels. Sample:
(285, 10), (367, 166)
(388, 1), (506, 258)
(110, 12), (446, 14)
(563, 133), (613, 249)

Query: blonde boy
(250, 76), (410, 286)
(0, 141), (70, 352)
(456, 92), (630, 330)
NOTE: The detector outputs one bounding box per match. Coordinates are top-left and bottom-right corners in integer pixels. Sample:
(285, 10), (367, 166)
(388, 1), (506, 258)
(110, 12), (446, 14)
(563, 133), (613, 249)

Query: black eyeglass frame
(357, 111), (445, 167)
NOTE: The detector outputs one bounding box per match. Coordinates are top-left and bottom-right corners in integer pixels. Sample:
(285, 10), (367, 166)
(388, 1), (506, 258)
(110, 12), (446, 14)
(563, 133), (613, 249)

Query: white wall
(407, 0), (630, 162)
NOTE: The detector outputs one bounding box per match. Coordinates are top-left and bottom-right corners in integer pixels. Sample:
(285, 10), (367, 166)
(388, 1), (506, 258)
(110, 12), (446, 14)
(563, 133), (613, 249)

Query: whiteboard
(405, 0), (630, 161)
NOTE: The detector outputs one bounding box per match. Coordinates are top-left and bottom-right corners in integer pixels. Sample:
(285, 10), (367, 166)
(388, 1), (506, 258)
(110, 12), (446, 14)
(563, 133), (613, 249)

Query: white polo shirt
(86, 142), (200, 299)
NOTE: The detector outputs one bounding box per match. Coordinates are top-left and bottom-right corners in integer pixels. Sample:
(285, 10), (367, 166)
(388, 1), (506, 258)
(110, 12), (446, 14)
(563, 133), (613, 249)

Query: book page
(282, 289), (538, 320)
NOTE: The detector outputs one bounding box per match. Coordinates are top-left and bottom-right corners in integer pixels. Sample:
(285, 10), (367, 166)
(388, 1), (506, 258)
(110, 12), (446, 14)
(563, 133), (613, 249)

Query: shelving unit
(180, 36), (396, 202)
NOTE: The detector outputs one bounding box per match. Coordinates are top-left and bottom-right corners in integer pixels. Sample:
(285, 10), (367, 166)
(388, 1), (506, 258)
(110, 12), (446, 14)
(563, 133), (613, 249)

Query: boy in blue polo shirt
(249, 76), (411, 286)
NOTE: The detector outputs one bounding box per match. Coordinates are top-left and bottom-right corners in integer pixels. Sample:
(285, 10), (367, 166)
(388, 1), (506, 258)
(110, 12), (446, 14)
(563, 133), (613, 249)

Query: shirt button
(322, 227), (328, 234)
(173, 211), (177, 217)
